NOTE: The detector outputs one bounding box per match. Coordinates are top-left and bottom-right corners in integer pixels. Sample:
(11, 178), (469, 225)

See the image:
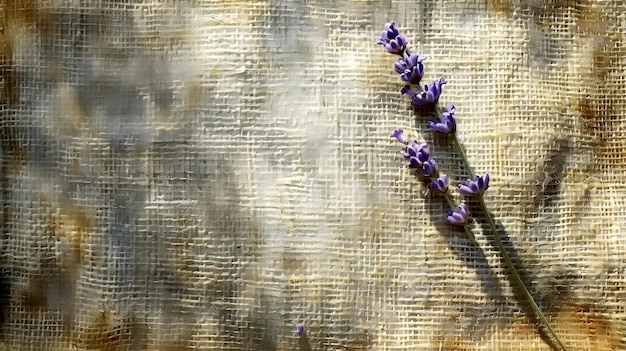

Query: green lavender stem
(449, 133), (568, 351)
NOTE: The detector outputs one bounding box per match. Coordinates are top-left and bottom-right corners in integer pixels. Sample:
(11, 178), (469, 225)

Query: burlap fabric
(1, 0), (624, 350)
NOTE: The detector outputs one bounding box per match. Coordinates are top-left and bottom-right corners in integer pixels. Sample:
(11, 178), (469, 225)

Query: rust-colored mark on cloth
(554, 303), (622, 350)
(485, 0), (511, 17)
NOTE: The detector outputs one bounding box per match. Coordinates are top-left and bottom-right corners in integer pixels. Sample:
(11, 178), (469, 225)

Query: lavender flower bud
(400, 140), (428, 162)
(427, 104), (456, 134)
(417, 159), (436, 178)
(401, 77), (447, 107)
(458, 173), (490, 195)
(446, 203), (469, 226)
(394, 50), (426, 85)
(390, 128), (408, 144)
(400, 141), (436, 178)
(429, 174), (449, 194)
(377, 21), (407, 55)
(297, 324), (306, 336)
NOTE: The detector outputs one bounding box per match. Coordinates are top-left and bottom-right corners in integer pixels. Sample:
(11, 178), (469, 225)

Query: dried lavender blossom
(377, 21), (407, 55)
(417, 159), (436, 178)
(379, 21), (569, 350)
(446, 203), (469, 226)
(429, 174), (449, 194)
(428, 104), (456, 134)
(401, 77), (447, 107)
(390, 128), (408, 144)
(400, 140), (437, 178)
(394, 50), (426, 85)
(458, 173), (490, 195)
(400, 140), (429, 166)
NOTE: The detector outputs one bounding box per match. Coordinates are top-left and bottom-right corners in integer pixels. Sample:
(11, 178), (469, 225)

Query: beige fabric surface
(1, 0), (625, 350)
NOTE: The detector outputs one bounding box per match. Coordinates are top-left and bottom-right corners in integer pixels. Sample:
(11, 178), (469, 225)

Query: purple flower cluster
(390, 128), (490, 226)
(377, 21), (407, 55)
(458, 174), (490, 195)
(428, 105), (457, 134)
(384, 22), (491, 227)
(378, 21), (447, 111)
(447, 203), (469, 226)
(392, 131), (436, 178)
(381, 24), (568, 351)
(395, 51), (426, 84)
(390, 130), (450, 195)
(430, 174), (449, 194)
(401, 78), (447, 108)
(444, 189), (469, 226)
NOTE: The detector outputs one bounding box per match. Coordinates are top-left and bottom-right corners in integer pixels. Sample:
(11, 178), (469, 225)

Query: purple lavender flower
(390, 128), (408, 144)
(394, 50), (426, 85)
(297, 324), (306, 336)
(428, 104), (456, 134)
(400, 141), (436, 178)
(377, 21), (407, 55)
(447, 203), (469, 226)
(401, 77), (447, 107)
(417, 159), (436, 178)
(429, 174), (449, 194)
(401, 140), (428, 165)
(458, 173), (490, 195)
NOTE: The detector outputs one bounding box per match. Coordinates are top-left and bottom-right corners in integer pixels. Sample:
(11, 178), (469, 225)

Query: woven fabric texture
(1, 0), (625, 350)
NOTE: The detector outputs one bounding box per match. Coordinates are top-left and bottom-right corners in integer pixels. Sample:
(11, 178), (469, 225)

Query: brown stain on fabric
(20, 276), (49, 311)
(553, 303), (622, 350)
(569, 3), (626, 173)
(573, 98), (601, 140)
(53, 204), (94, 266)
(1, 0), (54, 105)
(1, 0), (53, 166)
(485, 0), (511, 17)
(73, 309), (129, 351)
(489, 303), (620, 351)
(576, 2), (605, 37)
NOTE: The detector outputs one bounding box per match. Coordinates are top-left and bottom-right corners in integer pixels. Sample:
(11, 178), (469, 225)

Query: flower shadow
(423, 189), (510, 340)
(298, 334), (312, 351)
(468, 201), (573, 351)
(411, 108), (511, 342)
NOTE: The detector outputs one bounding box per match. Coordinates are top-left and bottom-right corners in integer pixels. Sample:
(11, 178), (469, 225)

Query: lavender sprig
(381, 22), (568, 351)
(390, 130), (476, 243)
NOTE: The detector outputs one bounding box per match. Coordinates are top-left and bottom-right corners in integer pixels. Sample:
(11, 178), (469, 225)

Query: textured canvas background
(1, 0), (625, 350)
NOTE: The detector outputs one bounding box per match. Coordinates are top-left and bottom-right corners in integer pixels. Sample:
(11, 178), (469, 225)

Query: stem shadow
(469, 202), (571, 351)
(420, 179), (509, 340)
